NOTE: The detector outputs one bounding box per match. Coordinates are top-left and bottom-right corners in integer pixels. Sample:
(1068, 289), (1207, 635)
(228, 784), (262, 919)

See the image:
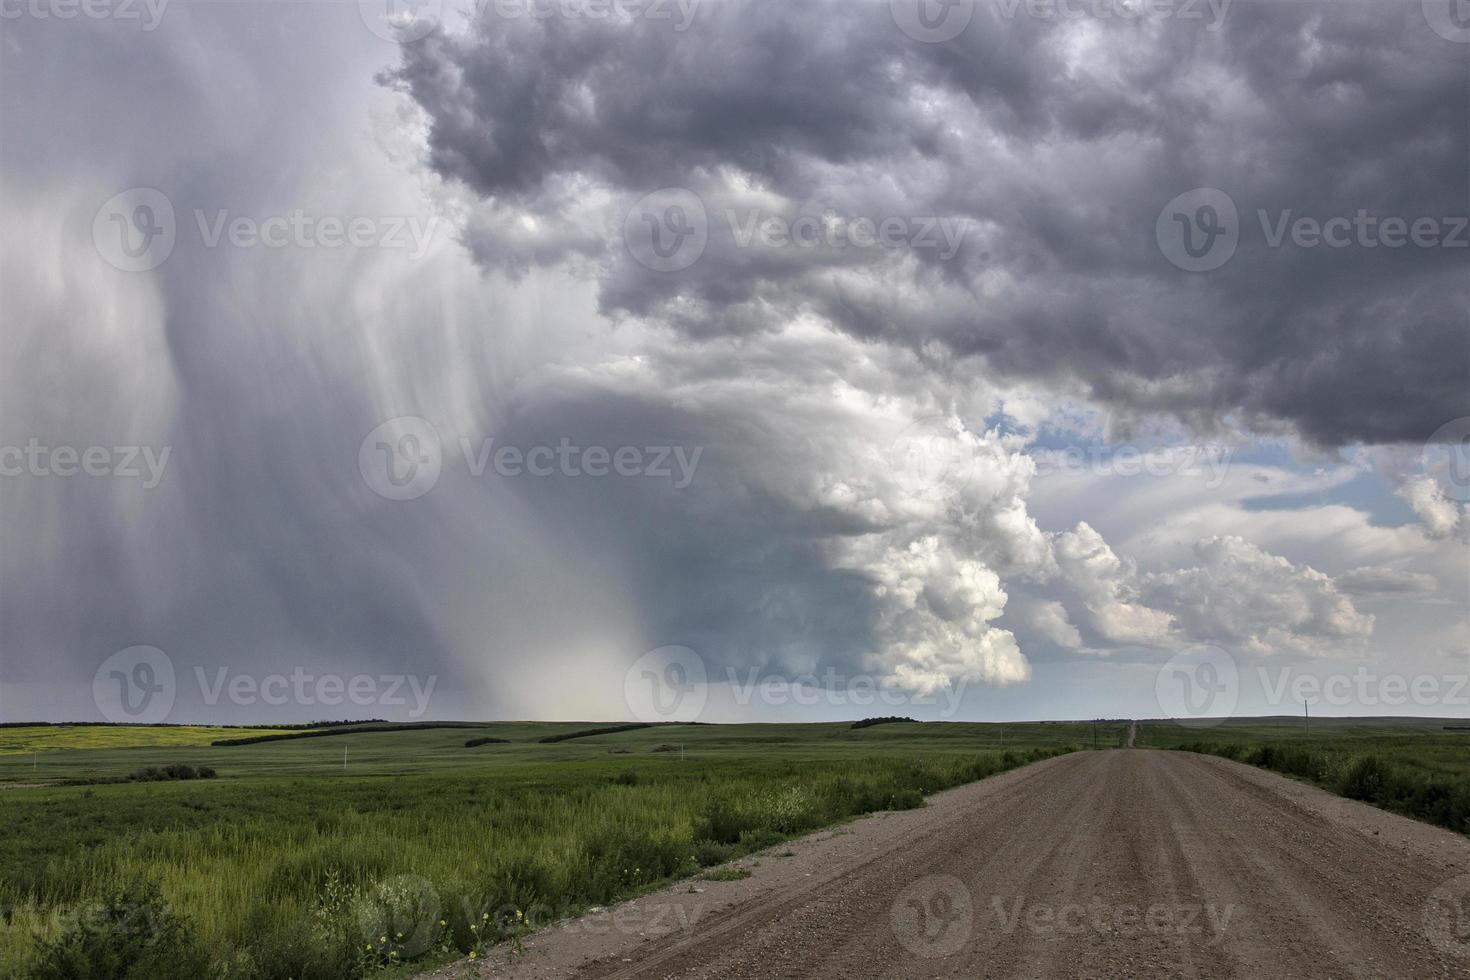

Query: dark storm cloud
(388, 0), (1469, 446)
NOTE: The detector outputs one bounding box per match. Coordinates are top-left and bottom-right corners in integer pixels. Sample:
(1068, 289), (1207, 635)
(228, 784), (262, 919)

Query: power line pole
(1304, 700), (1310, 738)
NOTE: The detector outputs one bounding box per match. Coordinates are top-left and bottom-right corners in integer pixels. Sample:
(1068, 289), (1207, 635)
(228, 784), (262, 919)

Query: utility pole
(343, 745), (348, 772)
(1304, 700), (1310, 738)
(1093, 720), (1098, 749)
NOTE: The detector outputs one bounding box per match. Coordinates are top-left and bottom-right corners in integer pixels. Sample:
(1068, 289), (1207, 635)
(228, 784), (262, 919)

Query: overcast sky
(1, 0), (1466, 726)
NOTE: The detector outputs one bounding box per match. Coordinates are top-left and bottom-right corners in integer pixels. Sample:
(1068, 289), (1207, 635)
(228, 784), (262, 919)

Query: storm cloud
(0, 0), (1464, 723)
(389, 0), (1469, 445)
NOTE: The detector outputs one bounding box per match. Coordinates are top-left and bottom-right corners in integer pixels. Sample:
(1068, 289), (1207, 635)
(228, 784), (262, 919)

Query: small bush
(1338, 756), (1390, 802)
(850, 717), (915, 730)
(30, 879), (210, 980)
(464, 737), (511, 748)
(125, 763), (217, 782)
(693, 840), (737, 867)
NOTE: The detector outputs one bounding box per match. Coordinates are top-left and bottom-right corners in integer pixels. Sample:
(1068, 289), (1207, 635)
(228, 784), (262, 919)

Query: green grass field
(1141, 716), (1470, 838)
(0, 719), (1113, 980)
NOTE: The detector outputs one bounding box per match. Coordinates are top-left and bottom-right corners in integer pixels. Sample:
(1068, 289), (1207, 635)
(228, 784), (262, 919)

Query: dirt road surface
(421, 750), (1470, 979)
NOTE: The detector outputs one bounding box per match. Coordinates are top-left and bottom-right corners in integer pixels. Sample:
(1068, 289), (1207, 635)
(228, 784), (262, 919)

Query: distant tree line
(850, 717), (915, 730)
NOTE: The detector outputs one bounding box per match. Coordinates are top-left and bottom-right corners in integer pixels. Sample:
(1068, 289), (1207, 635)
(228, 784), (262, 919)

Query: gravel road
(423, 750), (1470, 979)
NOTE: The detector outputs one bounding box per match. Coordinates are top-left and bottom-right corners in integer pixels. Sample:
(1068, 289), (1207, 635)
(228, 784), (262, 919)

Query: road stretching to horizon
(421, 749), (1470, 980)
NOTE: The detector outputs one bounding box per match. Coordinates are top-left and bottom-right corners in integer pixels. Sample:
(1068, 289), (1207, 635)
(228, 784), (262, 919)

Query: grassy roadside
(1142, 718), (1470, 836)
(1, 721), (1105, 979)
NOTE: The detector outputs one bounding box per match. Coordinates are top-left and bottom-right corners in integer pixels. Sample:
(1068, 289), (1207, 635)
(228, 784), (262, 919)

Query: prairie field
(1142, 716), (1470, 836)
(0, 720), (1106, 979)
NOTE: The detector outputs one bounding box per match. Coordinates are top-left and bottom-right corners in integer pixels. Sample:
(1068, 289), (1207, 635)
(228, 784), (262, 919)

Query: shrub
(125, 763), (217, 782)
(1338, 756), (1390, 802)
(29, 879), (210, 980)
(693, 840), (737, 867)
(850, 717), (915, 730)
